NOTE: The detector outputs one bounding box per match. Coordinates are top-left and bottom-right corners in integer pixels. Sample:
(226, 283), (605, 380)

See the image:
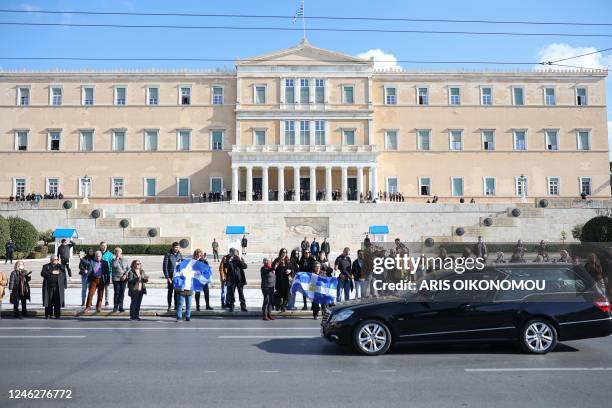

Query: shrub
(35, 244), (49, 256)
(30, 251), (46, 259)
(53, 244), (171, 256)
(572, 224), (583, 240)
(39, 229), (54, 246)
(0, 215), (9, 258)
(8, 217), (39, 253)
(13, 251), (25, 260)
(580, 216), (612, 242)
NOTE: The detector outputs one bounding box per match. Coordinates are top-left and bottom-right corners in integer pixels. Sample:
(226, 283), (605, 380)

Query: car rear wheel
(353, 320), (392, 356)
(520, 319), (558, 354)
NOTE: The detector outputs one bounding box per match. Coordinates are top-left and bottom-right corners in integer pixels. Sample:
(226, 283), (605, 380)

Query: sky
(1, 0), (611, 155)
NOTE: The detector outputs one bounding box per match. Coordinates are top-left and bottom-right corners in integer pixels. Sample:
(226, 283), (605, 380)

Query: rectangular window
(145, 130), (158, 151)
(516, 176), (528, 196)
(212, 86), (223, 105)
(144, 178), (156, 197)
(113, 131), (126, 151)
(548, 177), (560, 196)
(82, 87), (94, 105)
(115, 87), (127, 105)
(51, 87), (62, 105)
(49, 131), (60, 151)
(417, 87), (428, 105)
(418, 129), (431, 150)
(79, 177), (92, 198)
(512, 87), (524, 105)
(544, 87), (556, 106)
(18, 87), (30, 106)
(315, 79), (325, 103)
(210, 177), (223, 194)
(300, 79), (309, 104)
(284, 120), (296, 145)
(343, 86), (354, 104)
(314, 120), (326, 145)
(449, 130), (463, 151)
(178, 130), (191, 151)
(211, 131), (223, 150)
(451, 177), (464, 197)
(254, 130), (266, 145)
(343, 129), (355, 145)
(514, 130), (527, 150)
(481, 87), (492, 105)
(80, 131), (93, 151)
(299, 120), (310, 145)
(580, 177), (591, 195)
(385, 130), (398, 150)
(14, 178), (26, 197)
(449, 87), (461, 105)
(180, 86), (191, 105)
(387, 178), (398, 194)
(385, 87), (397, 105)
(576, 87), (588, 106)
(285, 79), (295, 104)
(484, 177), (496, 196)
(112, 178), (124, 197)
(147, 87), (159, 105)
(47, 178), (59, 195)
(16, 131), (28, 151)
(482, 130), (495, 151)
(546, 130), (559, 151)
(254, 85), (266, 104)
(577, 131), (590, 150)
(177, 178), (189, 197)
(419, 177), (431, 196)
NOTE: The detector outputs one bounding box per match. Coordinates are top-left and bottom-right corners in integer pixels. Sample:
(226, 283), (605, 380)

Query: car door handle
(459, 304), (473, 310)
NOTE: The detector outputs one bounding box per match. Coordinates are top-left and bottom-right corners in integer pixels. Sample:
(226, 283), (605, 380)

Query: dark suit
(41, 263), (67, 318)
(226, 256), (248, 311)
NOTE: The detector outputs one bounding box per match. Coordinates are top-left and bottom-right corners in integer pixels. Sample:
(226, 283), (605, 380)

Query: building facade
(0, 41), (609, 203)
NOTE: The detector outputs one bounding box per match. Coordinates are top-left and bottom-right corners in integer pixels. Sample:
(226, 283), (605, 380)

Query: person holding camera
(127, 259), (148, 320)
(9, 260), (31, 319)
(225, 248), (248, 312)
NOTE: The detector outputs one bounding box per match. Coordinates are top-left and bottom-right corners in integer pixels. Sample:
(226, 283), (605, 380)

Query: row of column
(231, 165), (377, 203)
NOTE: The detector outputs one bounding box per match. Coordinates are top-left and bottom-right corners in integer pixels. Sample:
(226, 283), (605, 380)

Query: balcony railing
(232, 144), (377, 153)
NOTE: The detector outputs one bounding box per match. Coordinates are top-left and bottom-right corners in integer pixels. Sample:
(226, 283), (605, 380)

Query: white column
(310, 166), (316, 202)
(309, 79), (315, 104)
(367, 119), (373, 146)
(294, 166), (301, 202)
(357, 166), (364, 201)
(246, 165), (253, 202)
(371, 166), (378, 199)
(341, 166), (348, 202)
(325, 166), (332, 201)
(277, 166), (285, 202)
(262, 166), (269, 202)
(231, 166), (239, 203)
(309, 120), (315, 146)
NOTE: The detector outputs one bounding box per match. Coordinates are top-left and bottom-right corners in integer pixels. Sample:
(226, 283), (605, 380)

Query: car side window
(495, 267), (587, 301)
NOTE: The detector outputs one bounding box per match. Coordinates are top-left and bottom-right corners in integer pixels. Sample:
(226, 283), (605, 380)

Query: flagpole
(302, 0), (306, 41)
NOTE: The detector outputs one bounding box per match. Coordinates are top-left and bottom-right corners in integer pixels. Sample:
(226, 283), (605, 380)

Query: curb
(0, 309), (317, 319)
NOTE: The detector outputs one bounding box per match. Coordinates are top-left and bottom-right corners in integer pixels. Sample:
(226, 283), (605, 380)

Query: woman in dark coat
(127, 259), (148, 321)
(9, 260), (31, 319)
(273, 248), (291, 312)
(41, 255), (68, 319)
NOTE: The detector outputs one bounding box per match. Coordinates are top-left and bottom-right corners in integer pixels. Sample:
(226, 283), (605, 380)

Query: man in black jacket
(352, 250), (365, 299)
(163, 242), (183, 312)
(321, 238), (330, 257)
(334, 247), (353, 302)
(5, 240), (14, 264)
(57, 239), (75, 278)
(41, 255), (68, 319)
(225, 248), (248, 312)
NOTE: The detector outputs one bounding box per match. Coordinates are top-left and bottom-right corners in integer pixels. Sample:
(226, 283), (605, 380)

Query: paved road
(0, 318), (611, 408)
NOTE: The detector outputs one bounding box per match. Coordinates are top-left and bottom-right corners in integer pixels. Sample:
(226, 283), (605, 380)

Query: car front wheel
(353, 320), (392, 356)
(520, 319), (558, 354)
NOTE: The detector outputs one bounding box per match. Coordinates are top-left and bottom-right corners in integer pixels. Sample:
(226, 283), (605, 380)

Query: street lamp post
(82, 175), (91, 205)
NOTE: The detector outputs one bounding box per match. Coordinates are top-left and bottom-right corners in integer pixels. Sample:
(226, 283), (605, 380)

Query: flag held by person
(173, 259), (212, 292)
(291, 272), (337, 304)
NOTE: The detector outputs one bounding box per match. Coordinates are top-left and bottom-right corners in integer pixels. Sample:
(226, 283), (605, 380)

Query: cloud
(357, 49), (401, 70)
(21, 3), (41, 11)
(536, 43), (612, 70)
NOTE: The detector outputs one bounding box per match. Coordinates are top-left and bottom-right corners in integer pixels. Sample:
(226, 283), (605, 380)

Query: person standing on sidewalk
(175, 249), (202, 322)
(84, 251), (110, 313)
(111, 247), (129, 313)
(321, 238), (330, 259)
(212, 238), (219, 262)
(57, 238), (75, 279)
(99, 242), (114, 308)
(163, 242), (183, 312)
(194, 251), (213, 311)
(311, 262), (328, 320)
(298, 249), (315, 311)
(260, 257), (276, 321)
(286, 249), (302, 311)
(334, 247), (353, 303)
(41, 255), (67, 319)
(9, 260), (31, 319)
(5, 239), (15, 264)
(241, 235), (248, 255)
(78, 248), (94, 307)
(127, 259), (148, 321)
(273, 248), (291, 312)
(352, 250), (365, 299)
(310, 238), (320, 258)
(225, 248), (248, 312)
(219, 251), (230, 308)
(0, 267), (7, 318)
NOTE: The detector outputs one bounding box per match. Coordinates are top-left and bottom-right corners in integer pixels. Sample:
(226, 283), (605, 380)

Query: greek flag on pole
(291, 272), (337, 304)
(173, 259), (212, 292)
(293, 1), (304, 22)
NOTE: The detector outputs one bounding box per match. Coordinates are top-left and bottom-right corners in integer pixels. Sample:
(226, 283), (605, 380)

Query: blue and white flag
(293, 0), (304, 22)
(291, 272), (337, 304)
(173, 259), (212, 292)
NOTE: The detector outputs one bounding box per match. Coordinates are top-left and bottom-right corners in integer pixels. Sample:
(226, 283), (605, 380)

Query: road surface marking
(465, 367), (612, 372)
(0, 327), (319, 330)
(257, 370), (280, 373)
(0, 335), (86, 339)
(218, 335), (318, 339)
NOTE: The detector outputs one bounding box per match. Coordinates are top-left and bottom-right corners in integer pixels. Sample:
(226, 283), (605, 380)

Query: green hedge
(0, 215), (9, 258)
(580, 216), (612, 242)
(8, 217), (39, 253)
(439, 242), (578, 255)
(48, 243), (171, 256)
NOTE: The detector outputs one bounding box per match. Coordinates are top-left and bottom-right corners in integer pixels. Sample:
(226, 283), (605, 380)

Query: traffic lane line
(0, 326), (321, 330)
(0, 335), (86, 338)
(465, 367), (612, 372)
(218, 335), (319, 338)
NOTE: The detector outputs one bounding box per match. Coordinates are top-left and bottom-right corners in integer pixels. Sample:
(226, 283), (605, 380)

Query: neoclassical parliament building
(0, 40), (609, 204)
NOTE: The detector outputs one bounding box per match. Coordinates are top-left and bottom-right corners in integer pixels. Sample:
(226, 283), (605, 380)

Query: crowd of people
(8, 192), (64, 202)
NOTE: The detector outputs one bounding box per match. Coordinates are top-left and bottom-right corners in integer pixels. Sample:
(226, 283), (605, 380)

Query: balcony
(232, 144), (377, 153)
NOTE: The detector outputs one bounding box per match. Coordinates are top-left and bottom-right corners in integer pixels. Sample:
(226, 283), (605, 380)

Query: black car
(321, 264), (612, 355)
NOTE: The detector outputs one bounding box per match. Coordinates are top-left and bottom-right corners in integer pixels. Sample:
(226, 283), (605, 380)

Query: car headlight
(332, 309), (354, 323)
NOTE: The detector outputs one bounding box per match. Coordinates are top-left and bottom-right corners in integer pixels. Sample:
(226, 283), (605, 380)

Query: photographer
(9, 260), (31, 319)
(57, 238), (76, 279)
(225, 248), (248, 312)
